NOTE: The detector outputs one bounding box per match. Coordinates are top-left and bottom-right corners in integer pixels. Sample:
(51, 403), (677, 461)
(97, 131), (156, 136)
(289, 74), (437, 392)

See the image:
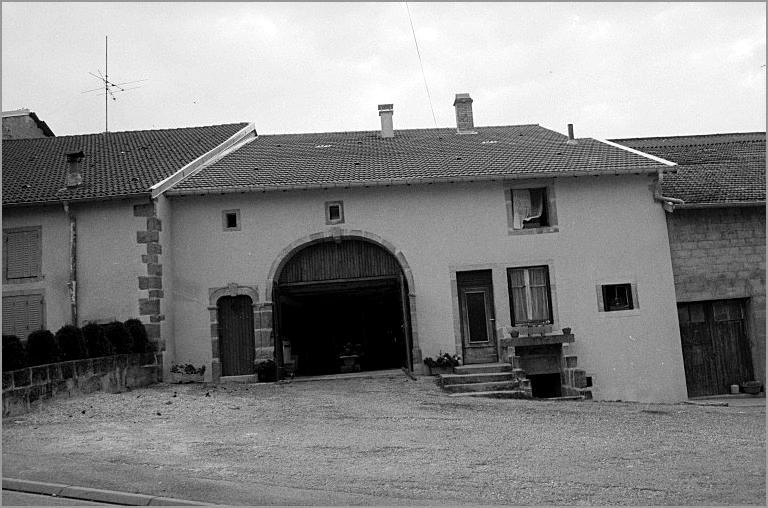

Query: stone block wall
(134, 203), (165, 352)
(2, 353), (159, 417)
(666, 206), (766, 383)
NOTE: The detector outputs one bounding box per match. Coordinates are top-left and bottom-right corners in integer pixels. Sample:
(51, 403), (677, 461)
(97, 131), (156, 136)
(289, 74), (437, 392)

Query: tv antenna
(81, 36), (147, 132)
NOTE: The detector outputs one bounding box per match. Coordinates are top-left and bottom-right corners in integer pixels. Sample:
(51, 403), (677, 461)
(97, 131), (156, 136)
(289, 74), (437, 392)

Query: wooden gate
(218, 295), (255, 376)
(677, 299), (754, 397)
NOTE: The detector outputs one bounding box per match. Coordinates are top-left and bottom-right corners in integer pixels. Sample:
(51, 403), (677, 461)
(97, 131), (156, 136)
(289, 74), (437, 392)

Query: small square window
(601, 284), (634, 311)
(325, 201), (344, 225)
(222, 210), (240, 231)
(510, 188), (548, 229)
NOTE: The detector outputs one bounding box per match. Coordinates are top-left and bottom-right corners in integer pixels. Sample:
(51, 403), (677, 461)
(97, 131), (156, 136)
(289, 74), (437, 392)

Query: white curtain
(511, 189), (543, 230)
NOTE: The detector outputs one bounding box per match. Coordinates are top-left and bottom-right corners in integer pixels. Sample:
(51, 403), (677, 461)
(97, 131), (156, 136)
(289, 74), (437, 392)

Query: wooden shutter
(3, 229), (41, 280)
(2, 294), (44, 339)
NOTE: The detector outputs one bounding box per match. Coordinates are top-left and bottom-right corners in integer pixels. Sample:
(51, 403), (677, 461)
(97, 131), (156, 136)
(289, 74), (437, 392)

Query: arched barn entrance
(273, 238), (413, 377)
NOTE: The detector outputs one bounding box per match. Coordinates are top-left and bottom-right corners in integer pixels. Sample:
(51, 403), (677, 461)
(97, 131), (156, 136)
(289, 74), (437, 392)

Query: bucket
(730, 384), (740, 394)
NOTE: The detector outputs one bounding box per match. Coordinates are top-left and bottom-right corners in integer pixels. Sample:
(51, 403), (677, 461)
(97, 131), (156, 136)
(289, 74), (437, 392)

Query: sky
(2, 2), (765, 139)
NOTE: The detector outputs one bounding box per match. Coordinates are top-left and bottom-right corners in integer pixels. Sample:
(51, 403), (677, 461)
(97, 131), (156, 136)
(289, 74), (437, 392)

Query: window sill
(507, 226), (559, 236)
(599, 309), (641, 318)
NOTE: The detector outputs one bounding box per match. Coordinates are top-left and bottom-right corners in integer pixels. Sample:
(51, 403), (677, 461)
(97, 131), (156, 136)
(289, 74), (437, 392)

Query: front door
(678, 299), (754, 397)
(457, 270), (498, 364)
(218, 295), (255, 376)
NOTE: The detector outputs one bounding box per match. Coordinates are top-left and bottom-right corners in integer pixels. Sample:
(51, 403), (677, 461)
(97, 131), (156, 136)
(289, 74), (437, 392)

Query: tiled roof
(612, 133), (765, 205)
(171, 124), (669, 193)
(2, 123), (249, 206)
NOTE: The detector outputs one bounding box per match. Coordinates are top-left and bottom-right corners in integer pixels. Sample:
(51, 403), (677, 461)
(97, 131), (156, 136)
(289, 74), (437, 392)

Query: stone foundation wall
(2, 353), (159, 417)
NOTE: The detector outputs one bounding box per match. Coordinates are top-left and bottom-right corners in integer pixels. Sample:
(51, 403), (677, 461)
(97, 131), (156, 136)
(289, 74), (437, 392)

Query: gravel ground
(3, 375), (765, 505)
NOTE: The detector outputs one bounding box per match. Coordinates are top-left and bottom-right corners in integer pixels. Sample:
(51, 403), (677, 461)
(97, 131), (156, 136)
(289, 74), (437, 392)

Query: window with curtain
(509, 188), (548, 230)
(507, 265), (553, 325)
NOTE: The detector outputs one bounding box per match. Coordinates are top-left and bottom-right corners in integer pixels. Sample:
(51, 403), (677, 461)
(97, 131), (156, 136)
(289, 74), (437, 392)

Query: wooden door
(218, 295), (255, 376)
(678, 299), (753, 397)
(457, 270), (498, 364)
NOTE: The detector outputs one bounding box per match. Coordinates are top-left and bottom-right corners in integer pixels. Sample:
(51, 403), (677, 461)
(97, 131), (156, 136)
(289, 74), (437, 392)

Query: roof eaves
(150, 123), (257, 198)
(3, 191), (153, 208)
(597, 138), (678, 168)
(675, 200), (766, 209)
(166, 165), (664, 197)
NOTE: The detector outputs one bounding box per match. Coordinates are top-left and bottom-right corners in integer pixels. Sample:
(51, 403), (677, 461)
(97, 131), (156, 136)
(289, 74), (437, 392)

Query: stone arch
(266, 228), (422, 372)
(207, 282), (265, 382)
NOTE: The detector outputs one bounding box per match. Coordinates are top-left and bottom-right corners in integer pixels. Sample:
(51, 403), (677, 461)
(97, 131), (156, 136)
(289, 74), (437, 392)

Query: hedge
(56, 325), (89, 361)
(26, 329), (60, 366)
(82, 322), (114, 358)
(3, 334), (27, 370)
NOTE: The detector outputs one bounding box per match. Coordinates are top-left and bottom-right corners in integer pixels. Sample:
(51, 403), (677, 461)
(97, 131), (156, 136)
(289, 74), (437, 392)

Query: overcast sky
(2, 2), (765, 139)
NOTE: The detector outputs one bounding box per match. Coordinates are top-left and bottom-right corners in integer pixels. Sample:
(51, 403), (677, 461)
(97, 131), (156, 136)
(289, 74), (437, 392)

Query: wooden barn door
(678, 299), (753, 397)
(218, 295), (255, 376)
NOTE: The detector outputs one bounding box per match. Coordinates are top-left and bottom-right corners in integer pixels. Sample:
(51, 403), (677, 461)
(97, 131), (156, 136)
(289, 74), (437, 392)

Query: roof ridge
(1, 122), (250, 141)
(255, 124), (543, 138)
(611, 132), (766, 142)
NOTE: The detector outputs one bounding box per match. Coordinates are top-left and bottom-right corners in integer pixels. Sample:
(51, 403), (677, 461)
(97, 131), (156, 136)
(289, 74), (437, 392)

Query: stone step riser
(440, 373), (517, 385)
(454, 363), (513, 375)
(448, 390), (533, 399)
(443, 381), (521, 393)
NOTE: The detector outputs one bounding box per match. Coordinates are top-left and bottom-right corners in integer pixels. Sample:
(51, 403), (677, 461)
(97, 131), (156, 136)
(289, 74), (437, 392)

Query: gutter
(654, 170), (685, 213)
(62, 201), (78, 325)
(675, 201), (766, 209)
(165, 165), (668, 196)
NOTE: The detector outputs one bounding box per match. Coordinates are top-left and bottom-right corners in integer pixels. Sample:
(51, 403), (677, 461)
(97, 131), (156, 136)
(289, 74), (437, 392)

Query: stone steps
(436, 362), (532, 399)
(453, 363), (513, 375)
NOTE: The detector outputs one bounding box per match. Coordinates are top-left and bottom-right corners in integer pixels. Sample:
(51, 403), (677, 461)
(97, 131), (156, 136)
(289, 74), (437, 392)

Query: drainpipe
(63, 201), (78, 325)
(653, 169), (684, 213)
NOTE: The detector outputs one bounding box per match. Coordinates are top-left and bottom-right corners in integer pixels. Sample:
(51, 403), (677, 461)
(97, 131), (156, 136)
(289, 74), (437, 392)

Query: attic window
(325, 201), (344, 225)
(315, 144), (332, 149)
(222, 209), (240, 231)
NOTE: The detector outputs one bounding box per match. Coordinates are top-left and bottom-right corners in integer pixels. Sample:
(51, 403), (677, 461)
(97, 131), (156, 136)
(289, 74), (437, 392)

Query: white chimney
(378, 104), (394, 138)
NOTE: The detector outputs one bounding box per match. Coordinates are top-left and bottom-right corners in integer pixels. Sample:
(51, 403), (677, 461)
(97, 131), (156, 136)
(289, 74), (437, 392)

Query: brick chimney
(65, 151), (84, 188)
(453, 93), (475, 133)
(378, 104), (394, 138)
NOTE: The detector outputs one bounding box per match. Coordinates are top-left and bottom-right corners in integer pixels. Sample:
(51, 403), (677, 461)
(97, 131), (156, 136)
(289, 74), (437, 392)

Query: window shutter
(1, 294), (44, 339)
(26, 294), (43, 334)
(2, 296), (15, 335)
(3, 229), (41, 280)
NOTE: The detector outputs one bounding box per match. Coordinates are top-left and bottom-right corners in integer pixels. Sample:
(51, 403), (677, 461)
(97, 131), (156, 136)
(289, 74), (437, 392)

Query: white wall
(168, 175), (688, 402)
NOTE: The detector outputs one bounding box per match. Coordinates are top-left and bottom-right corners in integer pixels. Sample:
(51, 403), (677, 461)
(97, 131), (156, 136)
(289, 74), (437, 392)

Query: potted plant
(423, 352), (461, 375)
(338, 342), (363, 373)
(741, 380), (762, 395)
(169, 363), (206, 383)
(562, 327), (572, 335)
(256, 359), (277, 382)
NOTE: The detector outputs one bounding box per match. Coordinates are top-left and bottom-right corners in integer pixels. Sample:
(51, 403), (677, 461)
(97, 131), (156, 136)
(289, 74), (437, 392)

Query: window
(507, 266), (553, 325)
(505, 183), (558, 234)
(325, 201), (344, 225)
(599, 283), (636, 312)
(3, 227), (42, 282)
(2, 292), (44, 340)
(222, 210), (240, 231)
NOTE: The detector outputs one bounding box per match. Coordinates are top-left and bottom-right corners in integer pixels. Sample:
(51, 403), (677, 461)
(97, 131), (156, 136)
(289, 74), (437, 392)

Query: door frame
(456, 270), (498, 364)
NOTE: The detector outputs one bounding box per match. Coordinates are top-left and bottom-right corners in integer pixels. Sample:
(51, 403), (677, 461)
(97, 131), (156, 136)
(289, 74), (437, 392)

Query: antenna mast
(81, 36), (147, 132)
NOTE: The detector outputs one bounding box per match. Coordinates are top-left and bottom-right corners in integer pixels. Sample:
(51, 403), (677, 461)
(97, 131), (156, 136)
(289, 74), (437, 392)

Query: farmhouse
(3, 95), (702, 402)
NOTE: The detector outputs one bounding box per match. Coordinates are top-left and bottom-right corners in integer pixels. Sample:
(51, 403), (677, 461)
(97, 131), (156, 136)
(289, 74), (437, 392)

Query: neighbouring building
(613, 133), (766, 397)
(4, 95), (700, 402)
(2, 109), (55, 140)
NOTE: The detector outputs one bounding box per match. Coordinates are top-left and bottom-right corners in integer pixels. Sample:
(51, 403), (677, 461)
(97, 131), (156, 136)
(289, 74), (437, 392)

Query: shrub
(26, 329), (60, 366)
(2, 335), (27, 371)
(103, 321), (133, 354)
(82, 322), (114, 358)
(124, 318), (154, 353)
(55, 325), (89, 361)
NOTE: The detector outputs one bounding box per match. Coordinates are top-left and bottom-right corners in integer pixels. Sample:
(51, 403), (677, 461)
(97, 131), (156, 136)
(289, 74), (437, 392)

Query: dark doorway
(275, 239), (412, 376)
(529, 373), (562, 398)
(678, 299), (754, 397)
(217, 295), (255, 376)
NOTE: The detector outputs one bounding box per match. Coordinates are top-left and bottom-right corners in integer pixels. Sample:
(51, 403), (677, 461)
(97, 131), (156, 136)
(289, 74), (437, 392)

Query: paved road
(2, 490), (111, 506)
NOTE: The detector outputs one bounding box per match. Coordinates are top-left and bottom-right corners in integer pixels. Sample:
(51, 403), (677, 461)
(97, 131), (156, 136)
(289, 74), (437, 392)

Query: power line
(405, 2), (438, 129)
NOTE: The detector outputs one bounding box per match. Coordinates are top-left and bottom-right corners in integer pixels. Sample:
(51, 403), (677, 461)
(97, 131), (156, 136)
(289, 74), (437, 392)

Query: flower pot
(428, 365), (454, 376)
(509, 329), (520, 338)
(741, 381), (762, 395)
(562, 327), (572, 335)
(169, 372), (204, 384)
